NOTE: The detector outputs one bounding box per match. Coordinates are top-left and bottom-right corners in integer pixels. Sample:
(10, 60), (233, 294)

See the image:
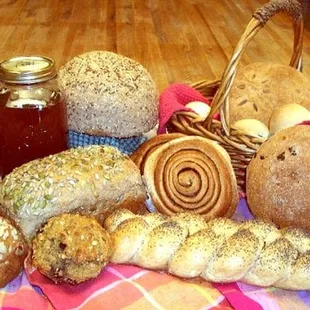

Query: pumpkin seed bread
(32, 213), (111, 284)
(0, 145), (147, 240)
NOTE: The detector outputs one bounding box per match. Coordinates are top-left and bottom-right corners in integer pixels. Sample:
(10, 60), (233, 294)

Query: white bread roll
(58, 51), (158, 138)
(269, 103), (310, 134)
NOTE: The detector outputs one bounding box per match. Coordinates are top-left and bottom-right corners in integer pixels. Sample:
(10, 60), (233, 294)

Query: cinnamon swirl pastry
(143, 136), (238, 220)
(130, 133), (184, 174)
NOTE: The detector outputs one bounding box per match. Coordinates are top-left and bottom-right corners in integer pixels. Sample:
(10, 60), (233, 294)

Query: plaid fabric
(1, 200), (310, 310)
(68, 130), (147, 155)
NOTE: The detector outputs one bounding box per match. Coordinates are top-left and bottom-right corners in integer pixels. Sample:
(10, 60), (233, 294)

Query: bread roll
(104, 209), (310, 290)
(229, 63), (310, 125)
(269, 103), (310, 134)
(32, 213), (111, 284)
(0, 215), (28, 288)
(58, 51), (158, 138)
(247, 125), (310, 231)
(233, 119), (269, 139)
(0, 145), (147, 239)
(143, 136), (238, 220)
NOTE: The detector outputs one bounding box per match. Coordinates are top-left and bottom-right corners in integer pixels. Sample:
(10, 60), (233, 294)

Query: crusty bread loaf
(246, 125), (310, 231)
(58, 51), (158, 138)
(32, 213), (111, 284)
(229, 63), (310, 125)
(104, 209), (310, 290)
(142, 136), (238, 220)
(0, 214), (28, 288)
(0, 145), (147, 240)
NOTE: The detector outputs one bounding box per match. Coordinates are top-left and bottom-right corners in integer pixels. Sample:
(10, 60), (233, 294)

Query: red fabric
(157, 83), (210, 134)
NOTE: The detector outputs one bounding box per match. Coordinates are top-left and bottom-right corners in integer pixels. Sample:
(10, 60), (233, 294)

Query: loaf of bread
(0, 145), (147, 240)
(246, 125), (310, 231)
(141, 136), (238, 220)
(58, 51), (158, 138)
(0, 214), (28, 288)
(229, 63), (310, 126)
(32, 213), (111, 284)
(104, 209), (310, 290)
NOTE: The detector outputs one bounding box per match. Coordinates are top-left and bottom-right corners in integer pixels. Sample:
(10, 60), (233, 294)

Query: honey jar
(0, 56), (68, 178)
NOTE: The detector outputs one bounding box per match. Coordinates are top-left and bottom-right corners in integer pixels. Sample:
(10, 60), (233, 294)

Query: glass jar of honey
(0, 56), (68, 179)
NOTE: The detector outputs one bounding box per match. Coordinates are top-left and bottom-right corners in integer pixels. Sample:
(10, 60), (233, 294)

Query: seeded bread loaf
(0, 214), (28, 288)
(0, 145), (147, 240)
(58, 51), (158, 138)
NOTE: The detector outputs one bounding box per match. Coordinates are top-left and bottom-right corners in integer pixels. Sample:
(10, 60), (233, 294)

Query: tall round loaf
(0, 146), (147, 240)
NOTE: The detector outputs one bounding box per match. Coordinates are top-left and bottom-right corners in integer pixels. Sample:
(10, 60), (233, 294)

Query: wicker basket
(168, 0), (304, 193)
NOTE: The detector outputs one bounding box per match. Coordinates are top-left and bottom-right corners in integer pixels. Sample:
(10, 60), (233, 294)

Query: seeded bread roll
(32, 213), (111, 284)
(0, 145), (147, 240)
(0, 214), (28, 288)
(58, 51), (158, 138)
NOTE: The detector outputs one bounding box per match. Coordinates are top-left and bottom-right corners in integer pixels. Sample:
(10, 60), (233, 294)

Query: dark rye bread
(58, 51), (158, 138)
(246, 125), (310, 231)
(229, 63), (310, 125)
(0, 145), (147, 240)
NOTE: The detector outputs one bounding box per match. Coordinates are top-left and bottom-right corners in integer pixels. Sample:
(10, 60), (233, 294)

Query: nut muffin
(32, 213), (111, 284)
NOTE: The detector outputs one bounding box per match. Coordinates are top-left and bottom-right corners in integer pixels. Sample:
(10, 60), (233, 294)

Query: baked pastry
(229, 63), (310, 125)
(143, 136), (238, 220)
(0, 145), (147, 239)
(0, 214), (28, 288)
(32, 213), (111, 284)
(246, 125), (310, 231)
(104, 209), (310, 290)
(58, 51), (158, 138)
(130, 133), (184, 174)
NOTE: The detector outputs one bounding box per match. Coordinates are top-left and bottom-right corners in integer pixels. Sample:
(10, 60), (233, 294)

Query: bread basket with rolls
(167, 0), (305, 192)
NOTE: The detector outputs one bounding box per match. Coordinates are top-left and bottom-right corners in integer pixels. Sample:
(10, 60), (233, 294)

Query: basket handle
(204, 0), (304, 135)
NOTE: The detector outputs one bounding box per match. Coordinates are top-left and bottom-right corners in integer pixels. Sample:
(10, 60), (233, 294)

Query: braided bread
(104, 209), (310, 290)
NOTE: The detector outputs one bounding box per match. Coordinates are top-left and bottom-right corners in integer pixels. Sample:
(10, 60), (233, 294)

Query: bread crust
(0, 145), (147, 240)
(58, 51), (158, 137)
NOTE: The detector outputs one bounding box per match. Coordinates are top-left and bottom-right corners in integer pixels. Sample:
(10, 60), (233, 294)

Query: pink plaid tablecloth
(1, 199), (310, 310)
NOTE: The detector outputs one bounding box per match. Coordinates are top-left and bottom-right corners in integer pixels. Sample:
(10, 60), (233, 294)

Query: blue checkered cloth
(68, 130), (147, 155)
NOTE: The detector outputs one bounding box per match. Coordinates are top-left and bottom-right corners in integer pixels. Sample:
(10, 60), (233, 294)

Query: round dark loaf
(0, 145), (147, 240)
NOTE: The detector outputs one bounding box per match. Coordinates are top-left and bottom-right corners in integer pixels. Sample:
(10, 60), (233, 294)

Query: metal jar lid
(0, 56), (57, 84)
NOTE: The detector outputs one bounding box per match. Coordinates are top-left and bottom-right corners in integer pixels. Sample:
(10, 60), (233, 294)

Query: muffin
(32, 213), (111, 284)
(246, 125), (310, 230)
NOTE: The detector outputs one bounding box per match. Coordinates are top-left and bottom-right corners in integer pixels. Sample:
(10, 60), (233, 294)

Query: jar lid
(0, 56), (57, 84)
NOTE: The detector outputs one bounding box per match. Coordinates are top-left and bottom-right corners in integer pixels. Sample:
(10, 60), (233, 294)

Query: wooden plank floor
(0, 0), (310, 91)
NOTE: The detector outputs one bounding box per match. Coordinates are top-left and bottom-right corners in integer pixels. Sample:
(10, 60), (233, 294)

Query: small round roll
(0, 215), (28, 288)
(32, 213), (111, 284)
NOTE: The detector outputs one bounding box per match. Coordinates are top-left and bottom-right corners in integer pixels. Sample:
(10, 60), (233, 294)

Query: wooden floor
(0, 0), (310, 91)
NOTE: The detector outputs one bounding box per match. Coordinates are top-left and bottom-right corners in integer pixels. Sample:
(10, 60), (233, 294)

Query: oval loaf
(0, 145), (147, 239)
